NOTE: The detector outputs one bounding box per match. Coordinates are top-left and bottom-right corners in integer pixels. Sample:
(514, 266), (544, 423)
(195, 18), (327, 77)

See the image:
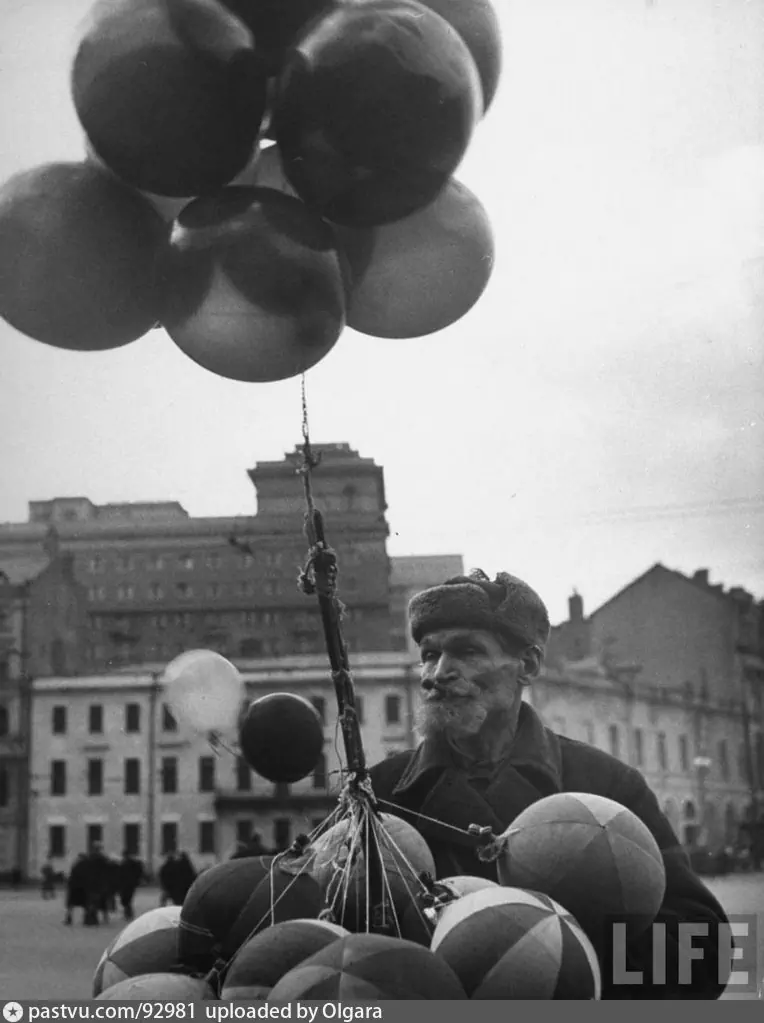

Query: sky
(0, 0), (762, 625)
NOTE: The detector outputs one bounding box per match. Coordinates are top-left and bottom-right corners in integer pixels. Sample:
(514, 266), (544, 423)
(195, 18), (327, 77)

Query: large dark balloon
(158, 187), (347, 382)
(414, 0), (503, 112)
(71, 0), (268, 197)
(220, 0), (336, 76)
(239, 693), (325, 783)
(179, 856), (322, 973)
(0, 162), (166, 351)
(272, 0), (482, 227)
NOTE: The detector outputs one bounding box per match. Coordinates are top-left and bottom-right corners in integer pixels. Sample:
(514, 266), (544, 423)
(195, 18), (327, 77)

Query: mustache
(421, 679), (480, 701)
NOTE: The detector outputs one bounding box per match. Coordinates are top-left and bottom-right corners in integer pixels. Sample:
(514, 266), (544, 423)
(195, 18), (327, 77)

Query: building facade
(30, 654), (418, 878)
(0, 531), (88, 878)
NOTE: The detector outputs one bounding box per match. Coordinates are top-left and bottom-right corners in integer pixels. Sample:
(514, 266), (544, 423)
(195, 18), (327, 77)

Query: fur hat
(408, 568), (551, 652)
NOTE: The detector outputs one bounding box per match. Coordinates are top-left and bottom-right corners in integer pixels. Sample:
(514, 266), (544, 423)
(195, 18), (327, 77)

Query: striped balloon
(93, 906), (183, 996)
(431, 886), (602, 1000)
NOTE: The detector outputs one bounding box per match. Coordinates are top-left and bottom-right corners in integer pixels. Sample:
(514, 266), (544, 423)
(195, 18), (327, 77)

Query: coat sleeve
(603, 766), (731, 1000)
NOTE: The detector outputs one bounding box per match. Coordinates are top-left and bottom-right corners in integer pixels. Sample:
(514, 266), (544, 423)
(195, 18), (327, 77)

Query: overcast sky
(0, 0), (762, 624)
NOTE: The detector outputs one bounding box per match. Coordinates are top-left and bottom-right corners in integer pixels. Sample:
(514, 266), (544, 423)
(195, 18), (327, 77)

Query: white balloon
(163, 649), (243, 735)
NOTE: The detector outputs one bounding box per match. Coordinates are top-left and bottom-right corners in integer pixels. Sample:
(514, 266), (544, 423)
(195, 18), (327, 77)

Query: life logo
(2, 1003), (23, 1023)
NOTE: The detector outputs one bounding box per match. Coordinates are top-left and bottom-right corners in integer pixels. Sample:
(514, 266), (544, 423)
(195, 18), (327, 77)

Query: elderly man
(368, 570), (731, 1000)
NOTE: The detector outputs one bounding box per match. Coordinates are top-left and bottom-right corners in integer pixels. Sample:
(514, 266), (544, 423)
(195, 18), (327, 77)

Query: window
(236, 758), (252, 792)
(51, 706), (67, 735)
(679, 734), (690, 773)
(208, 583), (221, 599)
(125, 703), (141, 734)
(198, 756), (215, 793)
(274, 818), (291, 851)
(161, 757), (178, 794)
(207, 554), (221, 570)
(311, 696), (326, 724)
(89, 555), (104, 573)
(179, 555), (194, 571)
(385, 695), (401, 725)
(312, 753), (327, 790)
(86, 823), (103, 849)
(657, 732), (668, 771)
(124, 758), (141, 795)
(87, 759), (103, 796)
(238, 581), (254, 597)
(117, 585), (134, 601)
(354, 696), (364, 724)
(150, 583), (164, 601)
(739, 743), (750, 783)
(718, 740), (729, 782)
(51, 760), (66, 796)
(123, 822), (140, 857)
(608, 725), (620, 759)
(633, 728), (644, 767)
(0, 766), (8, 807)
(240, 554), (254, 569)
(161, 822), (178, 855)
(176, 582), (193, 598)
(48, 825), (65, 859)
(88, 705), (103, 734)
(148, 554), (165, 571)
(236, 819), (252, 845)
(162, 704), (178, 732)
(0, 704), (8, 736)
(116, 556), (133, 572)
(583, 721), (596, 746)
(199, 820), (216, 854)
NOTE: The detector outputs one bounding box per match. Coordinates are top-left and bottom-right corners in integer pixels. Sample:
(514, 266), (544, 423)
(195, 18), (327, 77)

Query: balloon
(496, 793), (667, 951)
(95, 974), (216, 1000)
(0, 161), (166, 351)
(400, 874), (500, 946)
(414, 0), (503, 112)
(93, 907), (183, 997)
(431, 886), (602, 999)
(220, 0), (335, 76)
(239, 693), (324, 783)
(71, 0), (268, 197)
(310, 813), (435, 931)
(163, 649), (243, 735)
(339, 179), (494, 339)
(221, 919), (348, 1000)
(179, 856), (323, 973)
(271, 0), (482, 227)
(157, 187), (347, 383)
(268, 933), (467, 999)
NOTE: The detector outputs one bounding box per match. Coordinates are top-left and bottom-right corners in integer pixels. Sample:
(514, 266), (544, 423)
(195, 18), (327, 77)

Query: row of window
(86, 552), (286, 574)
(91, 610), (359, 631)
(46, 816), (301, 859)
(48, 694), (402, 737)
(88, 580), (288, 603)
(46, 753), (331, 796)
(50, 702), (177, 736)
(594, 722), (750, 783)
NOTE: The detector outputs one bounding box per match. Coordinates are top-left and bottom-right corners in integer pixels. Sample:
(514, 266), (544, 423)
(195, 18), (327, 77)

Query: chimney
(569, 590), (584, 622)
(693, 569), (709, 586)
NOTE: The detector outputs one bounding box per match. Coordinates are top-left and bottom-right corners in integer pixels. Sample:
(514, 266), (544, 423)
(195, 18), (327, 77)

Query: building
(0, 529), (88, 878)
(548, 565), (764, 848)
(389, 554), (465, 654)
(30, 654), (418, 878)
(0, 444), (400, 670)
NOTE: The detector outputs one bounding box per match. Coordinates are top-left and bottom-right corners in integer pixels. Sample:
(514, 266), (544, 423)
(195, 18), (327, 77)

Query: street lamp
(693, 755), (712, 846)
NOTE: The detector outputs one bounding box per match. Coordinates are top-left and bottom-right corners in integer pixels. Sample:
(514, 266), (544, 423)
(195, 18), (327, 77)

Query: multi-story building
(0, 444), (399, 670)
(30, 654), (418, 878)
(0, 528), (88, 878)
(547, 566), (764, 848)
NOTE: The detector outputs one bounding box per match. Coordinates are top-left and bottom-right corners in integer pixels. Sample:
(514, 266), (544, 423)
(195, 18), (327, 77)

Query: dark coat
(367, 703), (730, 1000)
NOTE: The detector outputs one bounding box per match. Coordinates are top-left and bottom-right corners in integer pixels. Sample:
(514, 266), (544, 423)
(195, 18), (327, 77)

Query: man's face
(415, 628), (523, 742)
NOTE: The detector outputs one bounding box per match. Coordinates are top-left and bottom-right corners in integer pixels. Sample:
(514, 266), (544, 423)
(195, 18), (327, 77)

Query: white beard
(414, 694), (489, 742)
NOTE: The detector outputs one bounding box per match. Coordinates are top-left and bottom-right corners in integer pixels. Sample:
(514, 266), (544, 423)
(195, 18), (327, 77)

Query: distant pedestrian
(41, 861), (56, 899)
(158, 851), (178, 907)
(84, 843), (112, 925)
(64, 853), (89, 925)
(172, 852), (197, 905)
(118, 850), (145, 921)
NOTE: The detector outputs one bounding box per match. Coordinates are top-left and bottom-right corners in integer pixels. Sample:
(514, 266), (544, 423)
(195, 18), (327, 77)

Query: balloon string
(373, 797), (480, 838)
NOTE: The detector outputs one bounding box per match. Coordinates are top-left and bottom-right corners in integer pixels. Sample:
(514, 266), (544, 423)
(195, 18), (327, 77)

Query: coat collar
(382, 703), (563, 858)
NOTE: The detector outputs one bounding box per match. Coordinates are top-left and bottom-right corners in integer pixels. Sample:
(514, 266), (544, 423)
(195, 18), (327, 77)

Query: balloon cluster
(90, 790), (667, 1001)
(0, 0), (501, 381)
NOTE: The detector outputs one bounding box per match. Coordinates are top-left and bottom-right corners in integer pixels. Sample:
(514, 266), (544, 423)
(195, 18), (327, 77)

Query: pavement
(0, 875), (761, 1001)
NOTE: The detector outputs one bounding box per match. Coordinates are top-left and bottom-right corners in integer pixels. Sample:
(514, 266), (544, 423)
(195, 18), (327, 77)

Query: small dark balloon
(239, 692), (325, 783)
